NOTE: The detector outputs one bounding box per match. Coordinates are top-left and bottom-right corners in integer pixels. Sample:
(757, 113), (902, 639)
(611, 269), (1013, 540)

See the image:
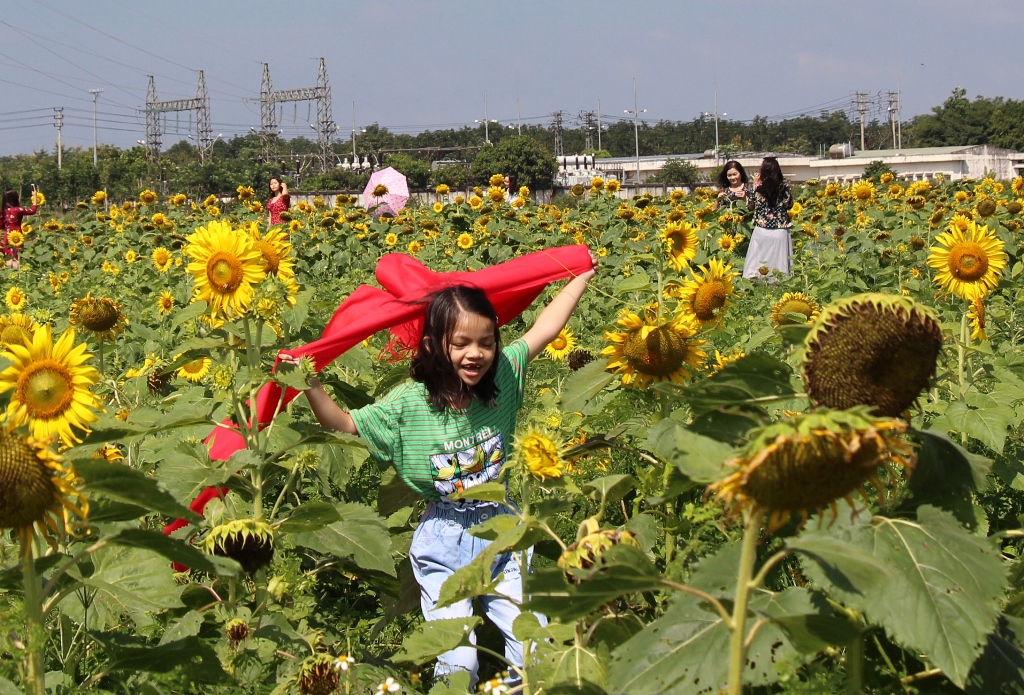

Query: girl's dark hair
(755, 157), (785, 207)
(716, 161), (748, 189)
(506, 174), (518, 192)
(410, 285), (501, 411)
(2, 189), (19, 212)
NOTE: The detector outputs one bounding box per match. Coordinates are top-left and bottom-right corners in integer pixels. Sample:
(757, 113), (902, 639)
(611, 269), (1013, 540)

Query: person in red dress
(266, 176), (290, 228)
(1, 186), (39, 268)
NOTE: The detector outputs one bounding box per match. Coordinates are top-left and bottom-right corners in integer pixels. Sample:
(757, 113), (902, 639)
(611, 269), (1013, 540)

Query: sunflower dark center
(78, 301), (119, 332)
(208, 253), (243, 292)
(622, 325), (687, 376)
(950, 242), (989, 281)
(694, 282), (727, 320)
(18, 361), (75, 420)
(0, 433), (57, 528)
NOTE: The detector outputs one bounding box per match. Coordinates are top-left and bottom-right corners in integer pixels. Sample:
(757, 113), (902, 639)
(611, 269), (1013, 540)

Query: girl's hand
(278, 352), (301, 367)
(281, 182), (289, 195)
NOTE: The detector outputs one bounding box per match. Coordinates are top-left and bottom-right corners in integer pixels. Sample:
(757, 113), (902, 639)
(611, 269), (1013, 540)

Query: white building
(561, 145), (1024, 185)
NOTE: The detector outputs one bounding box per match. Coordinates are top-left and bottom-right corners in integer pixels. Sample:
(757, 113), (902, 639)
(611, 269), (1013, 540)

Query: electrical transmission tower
(550, 110), (567, 157)
(578, 111), (597, 151)
(144, 71), (213, 164)
(853, 91), (871, 151)
(260, 58), (336, 173)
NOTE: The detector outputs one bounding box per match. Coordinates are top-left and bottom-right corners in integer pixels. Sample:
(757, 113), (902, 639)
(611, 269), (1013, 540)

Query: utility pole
(351, 101), (358, 162)
(597, 99), (602, 151)
(517, 96), (522, 135)
(886, 90), (899, 149)
(89, 89), (103, 166)
(624, 78), (647, 183)
(854, 91), (870, 151)
(549, 110), (566, 157)
(53, 108), (63, 170)
(896, 79), (903, 150)
(475, 91), (498, 144)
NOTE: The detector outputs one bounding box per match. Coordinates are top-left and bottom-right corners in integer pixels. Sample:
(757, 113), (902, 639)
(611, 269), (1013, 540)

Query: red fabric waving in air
(163, 245), (592, 541)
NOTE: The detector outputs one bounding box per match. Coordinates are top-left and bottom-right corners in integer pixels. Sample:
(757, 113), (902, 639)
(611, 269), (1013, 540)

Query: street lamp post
(703, 83), (726, 164)
(624, 78), (646, 184)
(89, 88), (103, 166)
(475, 91), (498, 144)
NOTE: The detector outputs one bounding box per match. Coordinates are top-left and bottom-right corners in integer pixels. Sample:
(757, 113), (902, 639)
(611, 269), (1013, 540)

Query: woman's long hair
(409, 285), (501, 411)
(1, 189), (19, 217)
(756, 157), (785, 207)
(716, 161), (748, 189)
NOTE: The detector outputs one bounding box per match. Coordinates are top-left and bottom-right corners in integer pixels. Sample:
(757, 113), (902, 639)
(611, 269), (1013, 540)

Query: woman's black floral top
(750, 184), (793, 229)
(720, 183), (754, 204)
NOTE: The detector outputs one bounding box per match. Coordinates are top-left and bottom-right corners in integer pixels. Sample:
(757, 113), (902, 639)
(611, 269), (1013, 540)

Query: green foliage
(646, 158), (702, 184)
(861, 159), (898, 182)
(381, 152), (430, 189)
(471, 135), (558, 191)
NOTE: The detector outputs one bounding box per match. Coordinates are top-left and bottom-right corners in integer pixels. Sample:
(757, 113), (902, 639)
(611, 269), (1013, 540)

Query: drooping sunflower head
(558, 517), (641, 581)
(544, 327), (577, 361)
(202, 518), (275, 574)
(0, 313), (37, 349)
(0, 325), (101, 445)
(976, 197), (998, 218)
(708, 409), (915, 532)
(661, 220), (699, 272)
(771, 292), (821, 328)
(601, 309), (707, 388)
(69, 293), (128, 341)
(371, 183), (388, 198)
(927, 218), (1006, 300)
(675, 258), (738, 328)
(0, 423), (88, 550)
(184, 220), (268, 319)
(297, 653), (339, 695)
(520, 429), (565, 481)
(803, 293), (942, 417)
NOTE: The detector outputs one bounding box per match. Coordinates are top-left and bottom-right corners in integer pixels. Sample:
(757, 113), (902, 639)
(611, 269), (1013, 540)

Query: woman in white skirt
(742, 157), (794, 280)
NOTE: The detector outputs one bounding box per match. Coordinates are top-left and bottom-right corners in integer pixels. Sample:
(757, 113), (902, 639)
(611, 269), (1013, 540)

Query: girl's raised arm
(521, 250), (598, 361)
(279, 355), (359, 435)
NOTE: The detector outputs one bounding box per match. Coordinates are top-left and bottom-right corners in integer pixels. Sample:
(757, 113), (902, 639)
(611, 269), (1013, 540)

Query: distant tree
(583, 149), (613, 159)
(861, 160), (898, 182)
(647, 158), (702, 184)
(429, 164), (471, 190)
(471, 136), (557, 191)
(382, 152), (430, 188)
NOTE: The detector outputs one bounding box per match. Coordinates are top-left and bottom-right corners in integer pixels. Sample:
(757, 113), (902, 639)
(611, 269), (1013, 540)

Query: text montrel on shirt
(443, 426), (494, 452)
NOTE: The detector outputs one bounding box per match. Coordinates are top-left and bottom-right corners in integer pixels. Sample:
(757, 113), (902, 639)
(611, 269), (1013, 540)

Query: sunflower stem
(958, 311), (969, 445)
(97, 335), (104, 375)
(727, 510), (759, 695)
(20, 530), (46, 695)
(845, 628), (866, 693)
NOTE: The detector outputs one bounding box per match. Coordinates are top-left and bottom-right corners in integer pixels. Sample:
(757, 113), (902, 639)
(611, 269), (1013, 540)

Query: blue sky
(1, 0), (1021, 156)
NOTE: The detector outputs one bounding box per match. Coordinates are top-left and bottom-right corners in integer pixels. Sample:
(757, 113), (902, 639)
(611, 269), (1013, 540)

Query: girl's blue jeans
(409, 501), (546, 687)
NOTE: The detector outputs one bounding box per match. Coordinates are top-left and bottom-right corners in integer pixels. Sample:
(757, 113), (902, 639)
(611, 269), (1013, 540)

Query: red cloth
(2, 204), (37, 259)
(163, 245), (592, 543)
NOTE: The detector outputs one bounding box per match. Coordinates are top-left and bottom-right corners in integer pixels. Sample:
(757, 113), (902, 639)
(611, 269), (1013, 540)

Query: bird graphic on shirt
(459, 445), (487, 475)
(434, 454), (458, 481)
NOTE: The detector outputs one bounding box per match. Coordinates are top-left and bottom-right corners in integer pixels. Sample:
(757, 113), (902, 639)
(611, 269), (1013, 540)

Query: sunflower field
(2, 171), (1024, 695)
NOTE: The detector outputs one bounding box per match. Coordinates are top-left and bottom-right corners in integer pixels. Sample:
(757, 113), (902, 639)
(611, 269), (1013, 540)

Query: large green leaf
(657, 352), (798, 416)
(560, 360), (614, 414)
(606, 588), (820, 694)
(275, 501), (342, 533)
(393, 616), (481, 663)
(436, 522), (530, 609)
(965, 615), (1024, 694)
(937, 397), (1014, 454)
(799, 506), (1006, 687)
(582, 474), (635, 506)
(145, 438), (230, 503)
(647, 420), (732, 484)
(65, 546), (184, 629)
(89, 632), (228, 683)
(104, 528), (239, 576)
(76, 459), (201, 522)
(906, 429), (993, 527)
(290, 502), (395, 576)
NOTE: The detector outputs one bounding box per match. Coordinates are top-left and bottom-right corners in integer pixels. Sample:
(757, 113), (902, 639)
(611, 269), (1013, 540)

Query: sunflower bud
(203, 519), (275, 574)
(557, 518), (641, 582)
(298, 653), (339, 695)
(225, 618), (249, 645)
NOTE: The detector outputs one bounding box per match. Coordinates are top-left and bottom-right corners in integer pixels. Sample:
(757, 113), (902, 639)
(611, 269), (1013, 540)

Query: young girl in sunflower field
(286, 250), (598, 687)
(1, 185), (40, 268)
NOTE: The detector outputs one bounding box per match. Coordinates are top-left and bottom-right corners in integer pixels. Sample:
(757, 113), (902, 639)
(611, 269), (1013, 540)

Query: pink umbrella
(362, 167), (410, 218)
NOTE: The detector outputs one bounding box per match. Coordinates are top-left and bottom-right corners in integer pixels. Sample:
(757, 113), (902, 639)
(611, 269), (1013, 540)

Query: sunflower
(468, 195), (483, 210)
(0, 313), (37, 349)
(949, 212), (972, 233)
(662, 220), (699, 272)
(69, 293), (128, 341)
(710, 349), (745, 374)
(125, 250), (137, 264)
(435, 183), (450, 195)
(298, 653), (339, 695)
(674, 258), (738, 329)
(407, 240), (423, 255)
(203, 518), (275, 574)
(151, 247), (173, 272)
(169, 193), (186, 206)
(7, 230), (24, 248)
(803, 293), (942, 417)
(601, 309), (706, 388)
(488, 186), (506, 203)
(0, 325), (101, 445)
(545, 328), (576, 360)
(177, 356), (212, 382)
(850, 180), (876, 201)
(771, 292), (820, 327)
(976, 197), (998, 218)
(139, 189), (158, 205)
(927, 218), (1006, 300)
(968, 297), (987, 341)
(708, 409), (914, 532)
(184, 220), (267, 318)
(606, 179), (621, 193)
(6, 287), (27, 312)
(432, 202), (444, 214)
(520, 429), (565, 481)
(457, 232), (474, 250)
(371, 184), (388, 198)
(880, 172), (895, 184)
(717, 234), (737, 253)
(90, 190), (107, 205)
(0, 423), (88, 550)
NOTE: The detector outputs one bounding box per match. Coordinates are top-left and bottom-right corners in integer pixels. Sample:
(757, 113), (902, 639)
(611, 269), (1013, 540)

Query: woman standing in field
(266, 176), (290, 228)
(741, 157), (793, 279)
(1, 186), (39, 268)
(714, 160), (753, 209)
